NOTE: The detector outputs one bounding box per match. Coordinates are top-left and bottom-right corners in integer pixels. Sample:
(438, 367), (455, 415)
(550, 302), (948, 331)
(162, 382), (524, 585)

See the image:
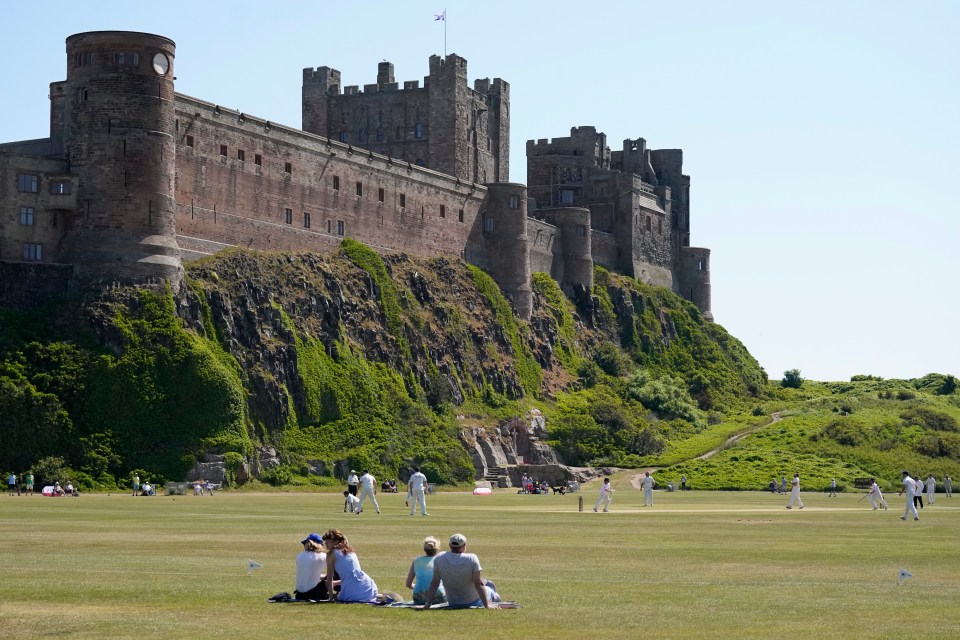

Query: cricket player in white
(408, 466), (429, 516)
(899, 471), (919, 521)
(945, 476), (953, 497)
(925, 474), (937, 505)
(641, 472), (655, 507)
(357, 469), (380, 515)
(593, 477), (613, 512)
(786, 473), (804, 509)
(867, 478), (888, 510)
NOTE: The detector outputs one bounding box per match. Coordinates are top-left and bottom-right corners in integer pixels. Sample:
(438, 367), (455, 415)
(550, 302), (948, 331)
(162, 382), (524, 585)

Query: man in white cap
(423, 533), (500, 609)
(346, 470), (359, 498)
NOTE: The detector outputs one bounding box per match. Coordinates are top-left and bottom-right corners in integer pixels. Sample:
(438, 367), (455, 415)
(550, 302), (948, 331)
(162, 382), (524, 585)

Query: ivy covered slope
(0, 242), (768, 489)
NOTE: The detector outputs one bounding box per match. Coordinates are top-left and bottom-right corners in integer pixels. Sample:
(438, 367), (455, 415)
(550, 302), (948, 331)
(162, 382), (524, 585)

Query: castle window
(220, 145), (227, 157)
(237, 149), (245, 162)
(186, 135), (194, 148)
(19, 207), (34, 225)
(339, 132), (349, 143)
(399, 193), (406, 209)
(254, 154), (262, 166)
(560, 190), (573, 205)
(440, 205), (446, 218)
(458, 208), (464, 222)
(49, 180), (71, 195)
(284, 162), (292, 174)
(337, 220), (345, 236)
(699, 259), (706, 271)
(23, 243), (42, 261)
(414, 123), (423, 138)
(576, 225), (586, 238)
(378, 188), (385, 204)
(483, 217), (495, 233)
(17, 174), (38, 193)
(355, 181), (363, 197)
(646, 217), (651, 231)
(333, 176), (340, 191)
(376, 127), (385, 142)
(328, 220), (332, 233)
(284, 208), (292, 224)
(508, 195), (520, 209)
(303, 212), (311, 228)
(113, 52), (139, 65)
(74, 51), (96, 67)
(658, 219), (662, 234)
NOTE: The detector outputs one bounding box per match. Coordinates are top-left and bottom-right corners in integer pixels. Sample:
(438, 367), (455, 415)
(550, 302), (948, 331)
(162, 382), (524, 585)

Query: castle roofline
(66, 31), (175, 47)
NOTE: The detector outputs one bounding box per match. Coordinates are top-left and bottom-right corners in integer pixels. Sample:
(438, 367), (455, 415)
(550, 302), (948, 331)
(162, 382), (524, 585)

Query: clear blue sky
(3, 1), (957, 382)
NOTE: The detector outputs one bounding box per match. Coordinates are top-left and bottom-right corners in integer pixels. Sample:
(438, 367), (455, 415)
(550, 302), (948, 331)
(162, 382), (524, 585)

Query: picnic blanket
(268, 592), (519, 608)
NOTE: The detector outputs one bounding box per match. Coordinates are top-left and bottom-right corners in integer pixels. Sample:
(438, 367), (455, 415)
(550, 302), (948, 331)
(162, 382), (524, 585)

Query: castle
(0, 31), (711, 320)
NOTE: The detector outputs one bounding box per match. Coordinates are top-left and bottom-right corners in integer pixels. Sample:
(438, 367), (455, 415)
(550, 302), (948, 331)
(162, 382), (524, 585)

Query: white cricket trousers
(594, 494), (612, 511)
(787, 488), (803, 508)
(903, 496), (919, 519)
(868, 493), (888, 509)
(357, 488), (379, 513)
(409, 489), (427, 515)
(643, 489), (654, 506)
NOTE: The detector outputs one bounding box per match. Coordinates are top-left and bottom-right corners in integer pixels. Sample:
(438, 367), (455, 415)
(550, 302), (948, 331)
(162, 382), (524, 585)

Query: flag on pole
(434, 10), (446, 21)
(247, 560), (263, 574)
(898, 568), (913, 585)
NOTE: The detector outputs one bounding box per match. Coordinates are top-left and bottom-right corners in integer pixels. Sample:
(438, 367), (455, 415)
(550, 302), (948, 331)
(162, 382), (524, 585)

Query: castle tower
(302, 55), (508, 183)
(477, 183), (532, 319)
(59, 31), (182, 288)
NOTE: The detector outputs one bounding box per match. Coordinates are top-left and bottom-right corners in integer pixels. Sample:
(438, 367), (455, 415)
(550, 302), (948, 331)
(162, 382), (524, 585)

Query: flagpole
(444, 9), (447, 57)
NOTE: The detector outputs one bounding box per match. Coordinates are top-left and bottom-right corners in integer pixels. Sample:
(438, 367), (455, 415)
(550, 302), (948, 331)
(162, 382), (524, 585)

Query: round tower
(481, 183), (532, 319)
(60, 31), (182, 289)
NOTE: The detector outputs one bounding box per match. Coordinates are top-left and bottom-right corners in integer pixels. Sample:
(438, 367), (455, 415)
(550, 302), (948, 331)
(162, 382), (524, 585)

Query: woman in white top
(294, 533), (339, 600)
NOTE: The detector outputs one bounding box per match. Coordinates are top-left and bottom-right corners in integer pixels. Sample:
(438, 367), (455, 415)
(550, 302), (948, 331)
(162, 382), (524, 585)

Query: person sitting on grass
(405, 536), (446, 605)
(422, 533), (500, 609)
(294, 533), (340, 601)
(321, 529), (378, 603)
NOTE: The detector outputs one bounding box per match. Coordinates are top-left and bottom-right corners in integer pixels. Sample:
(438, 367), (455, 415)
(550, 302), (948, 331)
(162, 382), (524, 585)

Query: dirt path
(629, 412), (783, 490)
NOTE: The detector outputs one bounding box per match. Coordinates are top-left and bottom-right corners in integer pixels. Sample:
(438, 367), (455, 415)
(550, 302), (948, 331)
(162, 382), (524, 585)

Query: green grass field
(1, 483), (957, 639)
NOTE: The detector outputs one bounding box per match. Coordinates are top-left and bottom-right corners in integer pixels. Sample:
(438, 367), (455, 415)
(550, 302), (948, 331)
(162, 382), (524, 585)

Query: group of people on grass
(782, 471), (951, 517)
(291, 529), (501, 609)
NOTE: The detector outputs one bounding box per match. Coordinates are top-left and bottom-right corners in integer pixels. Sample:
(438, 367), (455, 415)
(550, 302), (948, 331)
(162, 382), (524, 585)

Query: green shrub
(782, 369), (803, 389)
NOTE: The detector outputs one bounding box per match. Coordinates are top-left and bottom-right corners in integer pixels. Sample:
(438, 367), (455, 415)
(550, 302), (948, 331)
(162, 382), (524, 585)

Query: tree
(781, 369), (803, 389)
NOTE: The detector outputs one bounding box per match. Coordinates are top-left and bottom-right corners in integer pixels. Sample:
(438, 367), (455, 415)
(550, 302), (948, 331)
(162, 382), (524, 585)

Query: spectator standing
(25, 472), (34, 496)
(786, 473), (804, 509)
(681, 475), (687, 491)
(593, 477), (614, 512)
(829, 478), (837, 497)
(356, 470), (380, 515)
(925, 474), (937, 505)
(132, 474), (140, 497)
(780, 477), (787, 493)
(7, 472), (16, 496)
(945, 476), (953, 498)
(642, 472), (656, 507)
(423, 533), (500, 609)
(408, 466), (429, 516)
(899, 471), (920, 521)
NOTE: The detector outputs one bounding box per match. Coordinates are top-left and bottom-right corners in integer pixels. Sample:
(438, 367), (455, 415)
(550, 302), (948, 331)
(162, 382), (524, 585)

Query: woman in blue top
(405, 536), (446, 605)
(322, 529), (378, 603)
